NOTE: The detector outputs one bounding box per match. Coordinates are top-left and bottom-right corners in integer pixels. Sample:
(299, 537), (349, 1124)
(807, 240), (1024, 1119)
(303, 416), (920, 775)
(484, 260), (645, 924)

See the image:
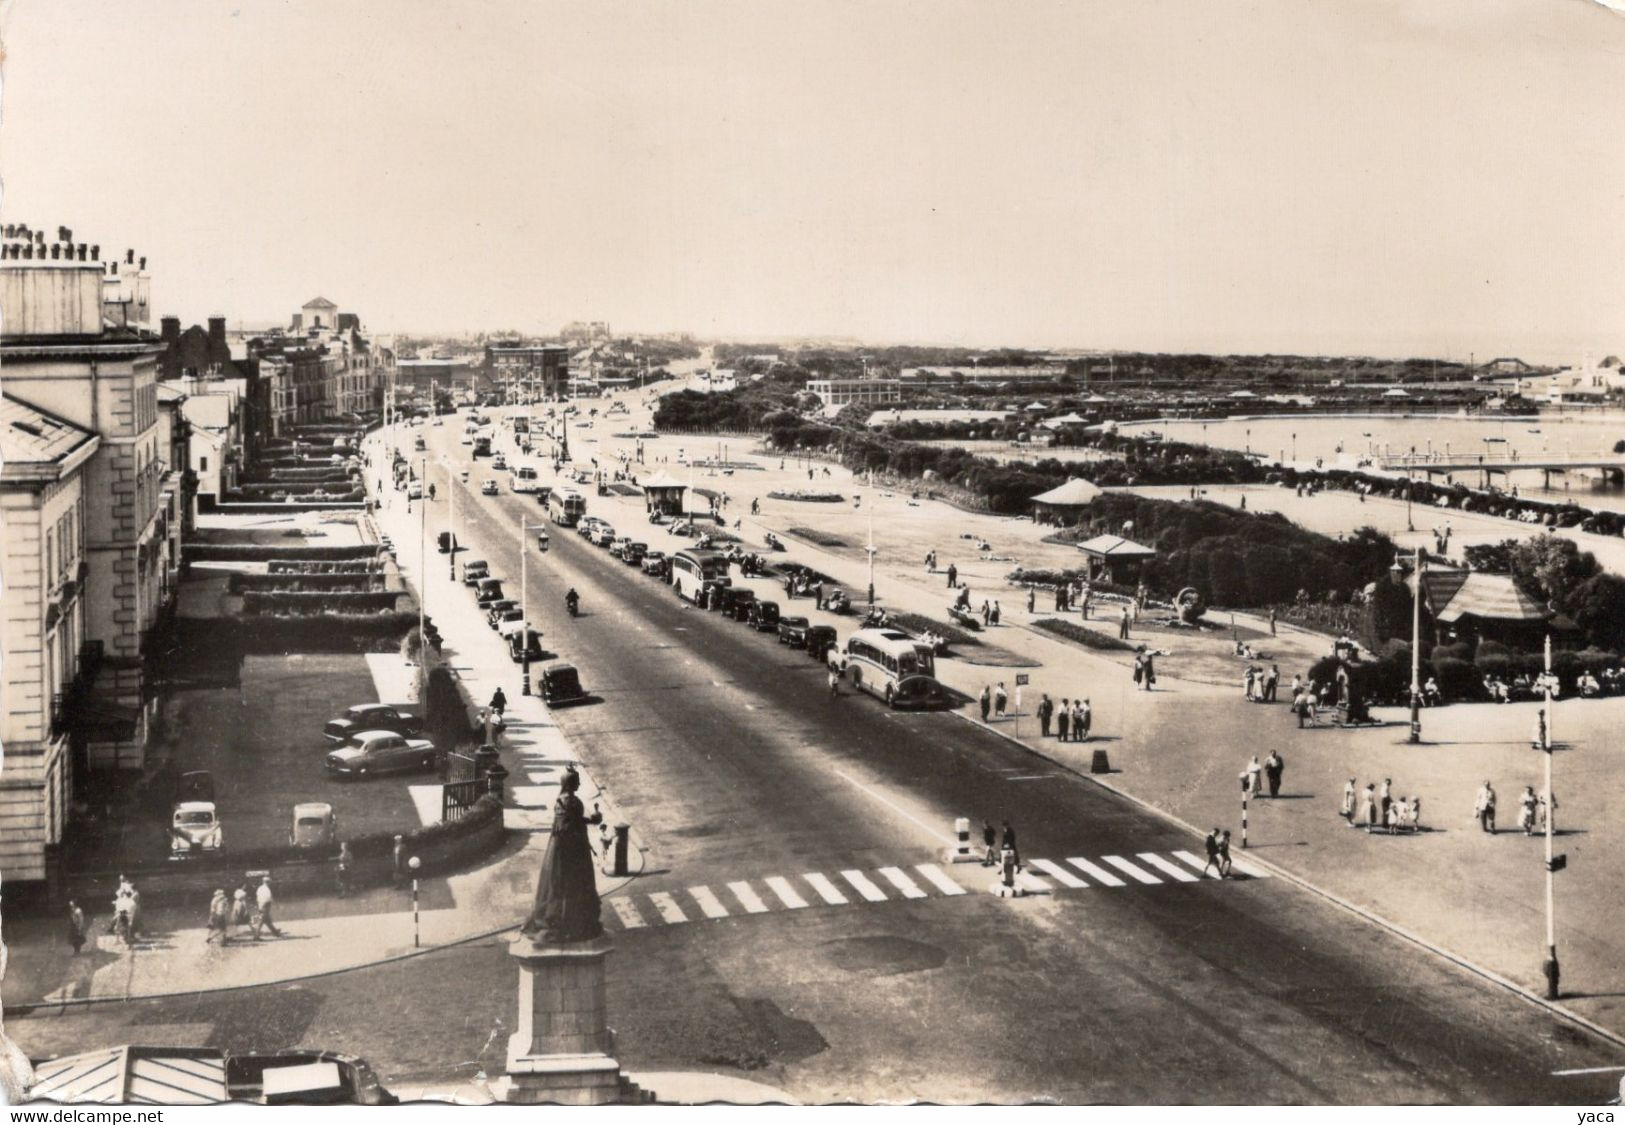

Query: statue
(520, 766), (604, 944)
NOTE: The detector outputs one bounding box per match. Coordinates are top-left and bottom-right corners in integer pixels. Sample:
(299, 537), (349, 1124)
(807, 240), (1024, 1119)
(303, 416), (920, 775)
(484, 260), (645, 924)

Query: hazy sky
(3, 0), (1622, 360)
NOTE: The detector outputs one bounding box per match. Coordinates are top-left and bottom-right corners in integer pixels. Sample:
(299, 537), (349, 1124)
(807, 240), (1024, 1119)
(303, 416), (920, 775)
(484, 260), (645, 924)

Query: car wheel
(357, 767), (369, 777)
(884, 685), (895, 707)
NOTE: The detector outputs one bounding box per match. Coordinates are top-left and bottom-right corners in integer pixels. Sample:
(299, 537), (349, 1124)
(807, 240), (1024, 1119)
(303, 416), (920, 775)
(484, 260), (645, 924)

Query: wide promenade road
(380, 419), (1621, 1103)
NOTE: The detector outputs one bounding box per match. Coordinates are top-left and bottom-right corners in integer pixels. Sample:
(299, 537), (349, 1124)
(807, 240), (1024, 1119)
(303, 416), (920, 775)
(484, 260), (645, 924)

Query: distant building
(807, 378), (902, 410)
(488, 344), (570, 399)
(900, 365), (1066, 386)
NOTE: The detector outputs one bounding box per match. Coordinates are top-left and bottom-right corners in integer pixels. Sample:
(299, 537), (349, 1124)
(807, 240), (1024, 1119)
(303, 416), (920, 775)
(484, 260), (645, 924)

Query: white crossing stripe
(648, 891), (688, 924)
(877, 866), (927, 899)
(1067, 857), (1127, 887)
(1138, 853), (1200, 883)
(1103, 855), (1163, 885)
(913, 863), (969, 896)
(1226, 854), (1271, 879)
(728, 881), (770, 914)
(1172, 849), (1222, 879)
(764, 876), (809, 909)
(1016, 869), (1051, 893)
(1030, 858), (1088, 888)
(841, 869), (889, 903)
(687, 885), (730, 919)
(802, 872), (849, 905)
(609, 898), (647, 929)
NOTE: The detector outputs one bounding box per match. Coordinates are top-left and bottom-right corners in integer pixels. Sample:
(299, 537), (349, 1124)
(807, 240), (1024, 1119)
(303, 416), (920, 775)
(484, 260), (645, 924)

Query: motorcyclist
(565, 588), (580, 616)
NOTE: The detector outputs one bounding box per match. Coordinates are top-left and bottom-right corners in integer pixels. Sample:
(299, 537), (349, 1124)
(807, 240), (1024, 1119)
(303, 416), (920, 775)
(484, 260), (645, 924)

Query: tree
(1566, 573), (1625, 650)
(1507, 535), (1598, 608)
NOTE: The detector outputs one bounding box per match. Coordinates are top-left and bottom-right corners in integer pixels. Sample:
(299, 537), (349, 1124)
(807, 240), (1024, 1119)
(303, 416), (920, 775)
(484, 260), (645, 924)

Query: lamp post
(1541, 633), (1561, 999)
(518, 517), (542, 696)
(866, 471), (877, 608)
(447, 460), (457, 581)
(1390, 550), (1425, 743)
(418, 457), (427, 654)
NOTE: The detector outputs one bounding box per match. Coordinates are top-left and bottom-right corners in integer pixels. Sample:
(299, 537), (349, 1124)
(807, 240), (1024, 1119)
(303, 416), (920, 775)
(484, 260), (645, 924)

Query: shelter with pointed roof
(1031, 477), (1102, 525)
(640, 470), (689, 517)
(1410, 566), (1553, 647)
(1074, 533), (1157, 584)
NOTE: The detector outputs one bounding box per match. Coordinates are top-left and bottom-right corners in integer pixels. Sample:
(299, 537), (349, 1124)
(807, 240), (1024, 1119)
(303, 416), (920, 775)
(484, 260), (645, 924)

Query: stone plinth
(493, 933), (647, 1105)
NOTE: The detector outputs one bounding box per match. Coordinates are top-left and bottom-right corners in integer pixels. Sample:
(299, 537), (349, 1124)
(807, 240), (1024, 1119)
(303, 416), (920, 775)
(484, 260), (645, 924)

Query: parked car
(748, 599), (781, 632)
(324, 704), (422, 743)
(507, 627), (544, 664)
(170, 801), (223, 856)
(539, 662), (587, 707)
(610, 536), (633, 558)
(805, 624), (838, 662)
(325, 730), (438, 777)
(592, 524), (618, 548)
(621, 541), (647, 565)
(413, 436), (426, 451)
(719, 586), (756, 620)
(641, 550), (668, 578)
(481, 479), (499, 496)
(777, 615), (811, 647)
(289, 802), (337, 848)
(485, 599), (520, 629)
(475, 577), (506, 608)
(462, 559), (490, 585)
(407, 481), (423, 500)
(577, 517), (602, 539)
(491, 454), (508, 471)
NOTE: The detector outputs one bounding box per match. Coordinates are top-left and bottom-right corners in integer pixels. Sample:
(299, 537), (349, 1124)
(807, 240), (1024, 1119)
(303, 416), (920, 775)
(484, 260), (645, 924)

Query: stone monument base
(495, 933), (649, 1105)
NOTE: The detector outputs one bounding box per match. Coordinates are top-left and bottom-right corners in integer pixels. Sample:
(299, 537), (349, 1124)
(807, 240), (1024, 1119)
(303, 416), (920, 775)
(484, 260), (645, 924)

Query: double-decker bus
(669, 549), (730, 604)
(548, 488), (587, 526)
(834, 628), (943, 709)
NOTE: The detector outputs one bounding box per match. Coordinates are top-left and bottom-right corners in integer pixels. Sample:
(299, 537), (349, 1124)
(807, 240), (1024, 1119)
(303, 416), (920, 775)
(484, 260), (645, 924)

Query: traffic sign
(1015, 674), (1030, 686)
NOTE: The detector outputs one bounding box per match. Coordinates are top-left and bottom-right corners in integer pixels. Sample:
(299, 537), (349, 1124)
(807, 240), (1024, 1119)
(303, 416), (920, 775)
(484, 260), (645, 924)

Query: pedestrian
(489, 687), (508, 718)
(1264, 664), (1279, 702)
(1202, 829), (1221, 877)
(1056, 698), (1070, 741)
(981, 601), (991, 626)
(1340, 778), (1356, 823)
(1054, 584), (1066, 612)
(66, 900), (87, 955)
(1141, 652), (1156, 691)
(994, 682), (1007, 718)
(1531, 708), (1547, 751)
(231, 886), (251, 940)
(1133, 652), (1145, 688)
(1081, 584), (1092, 619)
(828, 666), (841, 697)
(253, 876), (282, 939)
(979, 684), (992, 722)
(1475, 780), (1497, 833)
(1268, 608), (1277, 636)
(991, 601), (1001, 626)
(946, 563), (957, 589)
(1246, 755), (1263, 797)
(1217, 830), (1234, 877)
(1243, 667), (1256, 701)
(1037, 693), (1054, 738)
(1361, 783), (1378, 831)
(205, 889), (230, 945)
(982, 820), (998, 867)
(1000, 821), (1021, 868)
(1379, 778), (1393, 826)
(1027, 586), (1036, 614)
(1519, 785), (1538, 835)
(1119, 605), (1131, 640)
(1077, 698), (1092, 741)
(1264, 750), (1284, 797)
(336, 842), (353, 898)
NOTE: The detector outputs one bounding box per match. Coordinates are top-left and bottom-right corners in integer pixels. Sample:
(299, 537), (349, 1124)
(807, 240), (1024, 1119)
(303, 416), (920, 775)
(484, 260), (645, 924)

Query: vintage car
(475, 577), (506, 608)
(718, 586), (756, 620)
(621, 541), (647, 565)
(748, 599), (781, 632)
(480, 479), (499, 496)
(170, 801), (223, 856)
(414, 436), (426, 451)
(591, 524), (618, 548)
(461, 559), (490, 585)
(610, 536), (633, 558)
(507, 627), (544, 664)
(325, 730), (438, 778)
(407, 480), (423, 500)
(577, 516), (603, 539)
(539, 662), (587, 707)
(491, 454), (508, 471)
(485, 599), (521, 629)
(640, 550), (668, 578)
(805, 624), (839, 662)
(777, 616), (811, 647)
(324, 703), (422, 743)
(289, 802), (337, 848)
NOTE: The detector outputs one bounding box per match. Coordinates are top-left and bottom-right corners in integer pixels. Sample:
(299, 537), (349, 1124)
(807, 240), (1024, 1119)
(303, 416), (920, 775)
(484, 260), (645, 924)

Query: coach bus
(669, 549), (730, 605)
(834, 628), (943, 709)
(510, 464), (542, 494)
(548, 488), (587, 527)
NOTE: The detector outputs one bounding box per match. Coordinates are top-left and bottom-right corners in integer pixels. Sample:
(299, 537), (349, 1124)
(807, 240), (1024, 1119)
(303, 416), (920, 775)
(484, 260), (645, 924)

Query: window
(200, 456), (208, 472)
(46, 527), (55, 584)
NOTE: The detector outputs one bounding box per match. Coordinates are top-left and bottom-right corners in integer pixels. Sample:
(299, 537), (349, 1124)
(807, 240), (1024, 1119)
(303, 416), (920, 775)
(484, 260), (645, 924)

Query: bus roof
(848, 627), (929, 655)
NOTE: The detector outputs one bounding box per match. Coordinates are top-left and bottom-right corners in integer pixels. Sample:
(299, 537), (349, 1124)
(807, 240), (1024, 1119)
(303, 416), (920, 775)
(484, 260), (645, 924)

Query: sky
(3, 0), (1623, 362)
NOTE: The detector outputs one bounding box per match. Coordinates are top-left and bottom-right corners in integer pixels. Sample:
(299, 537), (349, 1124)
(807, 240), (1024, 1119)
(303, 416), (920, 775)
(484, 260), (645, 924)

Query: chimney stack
(126, 249), (135, 265)
(139, 257), (146, 270)
(207, 316), (231, 367)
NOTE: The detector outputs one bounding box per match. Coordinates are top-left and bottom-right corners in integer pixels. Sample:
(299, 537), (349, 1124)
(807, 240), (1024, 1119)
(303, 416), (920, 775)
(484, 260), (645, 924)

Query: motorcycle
(566, 593), (580, 618)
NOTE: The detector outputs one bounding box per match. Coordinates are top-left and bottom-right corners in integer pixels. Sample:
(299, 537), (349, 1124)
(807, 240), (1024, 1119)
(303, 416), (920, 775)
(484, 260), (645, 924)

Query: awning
(29, 1047), (229, 1104)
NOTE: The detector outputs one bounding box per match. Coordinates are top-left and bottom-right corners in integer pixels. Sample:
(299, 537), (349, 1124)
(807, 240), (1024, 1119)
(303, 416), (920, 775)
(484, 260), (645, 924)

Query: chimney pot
(91, 244), (100, 261)
(126, 249), (135, 265)
(50, 243), (61, 259)
(139, 257), (146, 270)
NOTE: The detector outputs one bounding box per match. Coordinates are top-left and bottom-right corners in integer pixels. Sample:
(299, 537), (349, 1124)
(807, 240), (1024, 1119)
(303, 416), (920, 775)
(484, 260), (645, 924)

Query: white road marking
(912, 863), (969, 896)
(877, 866), (927, 899)
(831, 769), (955, 845)
(1003, 775), (1055, 781)
(648, 892), (688, 924)
(1029, 858), (1087, 888)
(1551, 1065), (1625, 1076)
(840, 869), (889, 903)
(1102, 855), (1163, 885)
(802, 873), (849, 905)
(764, 876), (809, 909)
(1016, 869), (1051, 893)
(1067, 858), (1127, 887)
(609, 898), (646, 929)
(727, 881), (770, 914)
(687, 885), (730, 919)
(1172, 849), (1222, 879)
(1138, 853), (1200, 883)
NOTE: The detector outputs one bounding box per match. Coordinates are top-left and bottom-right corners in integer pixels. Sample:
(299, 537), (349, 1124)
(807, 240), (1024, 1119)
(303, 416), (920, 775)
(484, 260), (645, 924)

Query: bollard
(991, 846), (1025, 898)
(613, 824), (630, 877)
(1089, 749), (1111, 774)
(947, 817), (977, 864)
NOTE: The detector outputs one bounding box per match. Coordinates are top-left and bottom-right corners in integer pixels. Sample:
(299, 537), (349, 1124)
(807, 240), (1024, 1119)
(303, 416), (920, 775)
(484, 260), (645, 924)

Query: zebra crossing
(602, 848), (1267, 932)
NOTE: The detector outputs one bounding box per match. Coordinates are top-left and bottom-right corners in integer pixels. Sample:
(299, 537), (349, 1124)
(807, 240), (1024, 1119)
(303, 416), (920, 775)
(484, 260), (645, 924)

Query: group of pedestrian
(980, 600), (1001, 627)
(1515, 784), (1557, 836)
(1242, 750), (1286, 798)
(1036, 694), (1092, 741)
(1131, 648), (1156, 691)
(1290, 676), (1321, 727)
(1243, 664), (1279, 702)
(204, 876), (282, 946)
(978, 682), (1009, 721)
(1341, 777), (1421, 833)
(980, 820), (1021, 868)
(1201, 828), (1236, 877)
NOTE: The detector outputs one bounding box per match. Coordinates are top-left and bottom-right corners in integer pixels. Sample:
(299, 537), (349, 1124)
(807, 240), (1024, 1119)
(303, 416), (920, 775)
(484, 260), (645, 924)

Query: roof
(303, 296), (338, 308)
(28, 1047), (229, 1104)
(1433, 572), (1549, 623)
(1042, 412), (1087, 428)
(1030, 478), (1103, 506)
(1, 393), (99, 477)
(639, 471), (688, 490)
(1074, 534), (1157, 559)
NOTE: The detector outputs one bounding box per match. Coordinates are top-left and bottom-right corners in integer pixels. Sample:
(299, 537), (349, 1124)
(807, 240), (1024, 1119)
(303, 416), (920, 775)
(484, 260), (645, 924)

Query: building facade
(807, 378), (903, 409)
(488, 344), (570, 400)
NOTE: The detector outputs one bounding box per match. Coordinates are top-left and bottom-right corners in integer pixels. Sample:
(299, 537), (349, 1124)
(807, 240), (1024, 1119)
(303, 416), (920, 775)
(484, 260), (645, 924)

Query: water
(1118, 411), (1625, 511)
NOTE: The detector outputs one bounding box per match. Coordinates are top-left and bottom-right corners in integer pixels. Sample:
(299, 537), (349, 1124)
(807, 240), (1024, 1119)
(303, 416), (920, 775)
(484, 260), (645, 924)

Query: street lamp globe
(408, 856), (421, 872)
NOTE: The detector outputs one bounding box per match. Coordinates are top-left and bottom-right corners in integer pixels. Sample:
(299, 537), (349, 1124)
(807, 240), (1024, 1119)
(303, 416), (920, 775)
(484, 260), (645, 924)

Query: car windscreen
(176, 812), (215, 826)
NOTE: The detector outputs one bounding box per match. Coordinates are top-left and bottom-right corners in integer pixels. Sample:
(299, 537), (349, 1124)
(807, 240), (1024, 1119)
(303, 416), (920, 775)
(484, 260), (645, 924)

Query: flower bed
(768, 489), (846, 502)
(186, 544), (382, 563)
(242, 590), (403, 615)
(785, 527), (851, 548)
(1032, 618), (1137, 652)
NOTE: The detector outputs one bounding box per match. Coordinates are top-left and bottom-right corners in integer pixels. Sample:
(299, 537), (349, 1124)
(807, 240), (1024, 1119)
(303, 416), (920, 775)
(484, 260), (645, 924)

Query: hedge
(242, 590), (403, 615)
(229, 572), (387, 594)
(174, 612), (418, 654)
(268, 559), (382, 575)
(186, 544), (382, 562)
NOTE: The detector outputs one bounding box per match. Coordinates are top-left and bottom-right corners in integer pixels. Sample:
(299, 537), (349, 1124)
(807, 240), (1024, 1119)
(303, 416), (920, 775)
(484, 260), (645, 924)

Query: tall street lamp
(1390, 549), (1426, 743)
(518, 516), (543, 696)
(1540, 633), (1561, 999)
